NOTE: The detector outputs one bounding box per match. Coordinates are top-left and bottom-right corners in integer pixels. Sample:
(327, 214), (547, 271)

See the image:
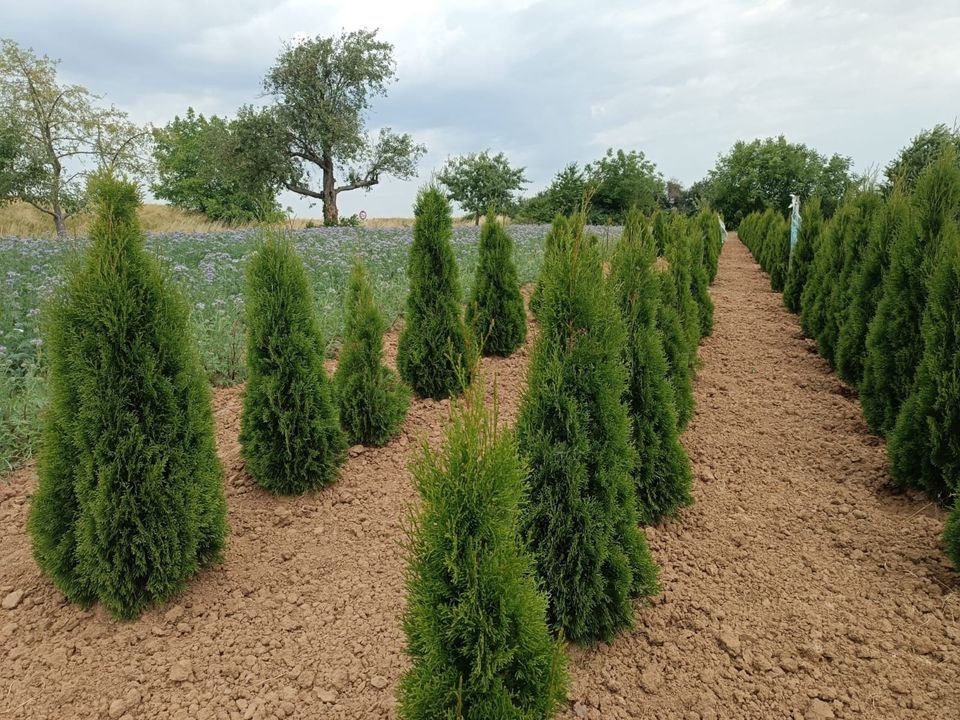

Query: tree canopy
(519, 149), (664, 224)
(0, 38), (150, 236)
(437, 151), (527, 224)
(704, 135), (852, 227)
(238, 29), (426, 224)
(885, 123), (960, 191)
(151, 108), (283, 224)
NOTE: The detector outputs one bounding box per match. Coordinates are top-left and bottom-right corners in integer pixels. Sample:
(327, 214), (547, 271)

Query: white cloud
(5, 0), (960, 215)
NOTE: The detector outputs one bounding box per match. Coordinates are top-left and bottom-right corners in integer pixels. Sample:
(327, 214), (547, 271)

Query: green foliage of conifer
(656, 262), (696, 431)
(800, 202), (848, 348)
(818, 192), (881, 366)
(240, 235), (347, 494)
(530, 215), (573, 320)
(767, 215), (790, 292)
(946, 501), (960, 571)
(861, 149), (960, 434)
(686, 221), (715, 338)
(783, 197), (823, 313)
(887, 227), (960, 501)
(397, 186), (474, 398)
(835, 190), (912, 387)
(610, 209), (693, 524)
(399, 379), (567, 720)
(28, 175), (226, 619)
(517, 217), (658, 644)
(467, 211), (527, 356)
(651, 209), (669, 255)
(696, 209), (723, 283)
(334, 258), (410, 446)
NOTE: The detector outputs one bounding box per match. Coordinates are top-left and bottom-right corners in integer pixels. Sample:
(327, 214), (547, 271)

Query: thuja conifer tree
(611, 209), (693, 523)
(399, 378), (567, 720)
(530, 214), (573, 319)
(334, 258), (410, 446)
(861, 149), (960, 434)
(652, 209), (669, 255)
(820, 192), (881, 367)
(28, 175), (227, 619)
(686, 221), (715, 338)
(783, 197), (823, 313)
(835, 190), (913, 387)
(656, 260), (696, 431)
(800, 204), (848, 346)
(767, 215), (790, 292)
(888, 226), (960, 501)
(517, 216), (658, 644)
(662, 216), (701, 366)
(697, 209), (723, 284)
(240, 234), (347, 494)
(467, 210), (527, 356)
(397, 186), (474, 398)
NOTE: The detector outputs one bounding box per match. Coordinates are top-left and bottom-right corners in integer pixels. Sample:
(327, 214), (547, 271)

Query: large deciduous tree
(151, 108), (283, 223)
(706, 135), (852, 227)
(437, 150), (528, 224)
(245, 29), (426, 224)
(0, 39), (150, 237)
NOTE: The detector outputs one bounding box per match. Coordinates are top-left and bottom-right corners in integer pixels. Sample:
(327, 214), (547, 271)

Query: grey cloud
(5, 0), (959, 216)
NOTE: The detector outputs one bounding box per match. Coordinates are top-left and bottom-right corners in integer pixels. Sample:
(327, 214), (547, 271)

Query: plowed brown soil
(1, 236), (958, 720)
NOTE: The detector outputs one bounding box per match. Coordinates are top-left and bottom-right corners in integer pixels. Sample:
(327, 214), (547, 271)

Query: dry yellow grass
(0, 202), (438, 237)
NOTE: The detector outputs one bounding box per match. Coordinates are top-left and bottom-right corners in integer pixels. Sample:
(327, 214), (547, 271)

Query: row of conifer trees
(26, 179), (527, 618)
(738, 146), (960, 571)
(399, 200), (723, 718)
(26, 172), (724, 717)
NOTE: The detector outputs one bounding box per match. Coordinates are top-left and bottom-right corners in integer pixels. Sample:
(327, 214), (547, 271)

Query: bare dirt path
(1, 238), (958, 720)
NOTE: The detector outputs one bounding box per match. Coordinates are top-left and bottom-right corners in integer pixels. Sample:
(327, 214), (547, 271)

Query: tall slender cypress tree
(397, 186), (474, 399)
(467, 211), (527, 356)
(819, 192), (881, 366)
(240, 235), (347, 494)
(28, 175), (227, 619)
(517, 216), (658, 644)
(530, 215), (572, 319)
(611, 209), (693, 524)
(801, 203), (848, 348)
(888, 226), (960, 501)
(835, 190), (912, 387)
(334, 258), (410, 446)
(687, 221), (715, 338)
(656, 261), (696, 431)
(784, 197), (823, 314)
(861, 149), (960, 434)
(399, 379), (567, 719)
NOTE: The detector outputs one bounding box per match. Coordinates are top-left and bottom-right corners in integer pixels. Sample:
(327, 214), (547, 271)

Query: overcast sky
(5, 0), (960, 217)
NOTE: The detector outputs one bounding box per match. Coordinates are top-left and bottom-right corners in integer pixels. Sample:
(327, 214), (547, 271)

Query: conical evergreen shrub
(800, 203), (848, 348)
(28, 175), (226, 619)
(656, 261), (696, 431)
(696, 209), (722, 283)
(517, 216), (658, 644)
(467, 210), (527, 356)
(530, 215), (572, 320)
(397, 186), (474, 399)
(611, 209), (693, 524)
(686, 222), (715, 338)
(888, 226), (960, 501)
(334, 258), (410, 446)
(662, 217), (702, 366)
(783, 198), (823, 313)
(819, 192), (881, 366)
(240, 235), (347, 494)
(861, 149), (960, 434)
(399, 378), (567, 719)
(767, 215), (791, 292)
(652, 210), (669, 256)
(835, 190), (912, 387)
